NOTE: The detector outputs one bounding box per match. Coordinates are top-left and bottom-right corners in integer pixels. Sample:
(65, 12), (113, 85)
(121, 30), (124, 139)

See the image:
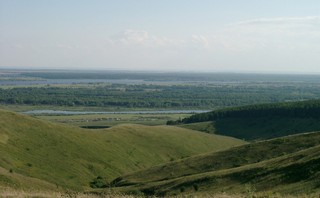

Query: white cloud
(191, 35), (209, 49)
(234, 16), (320, 26)
(109, 29), (185, 48)
(115, 29), (149, 45)
(2, 16), (320, 72)
(104, 16), (320, 54)
(209, 16), (320, 52)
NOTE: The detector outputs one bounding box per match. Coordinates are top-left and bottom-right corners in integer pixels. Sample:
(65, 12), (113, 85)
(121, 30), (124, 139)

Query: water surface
(24, 109), (210, 115)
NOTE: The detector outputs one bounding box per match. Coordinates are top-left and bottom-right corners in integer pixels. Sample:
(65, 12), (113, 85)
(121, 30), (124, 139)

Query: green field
(0, 109), (245, 191)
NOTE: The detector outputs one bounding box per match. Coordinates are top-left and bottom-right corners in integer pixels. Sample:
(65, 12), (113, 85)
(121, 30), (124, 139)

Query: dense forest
(173, 99), (320, 124)
(1, 83), (320, 109)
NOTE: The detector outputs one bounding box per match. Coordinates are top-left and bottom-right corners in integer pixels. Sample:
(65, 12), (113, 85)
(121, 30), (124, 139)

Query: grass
(0, 109), (245, 191)
(0, 188), (141, 198)
(178, 117), (320, 140)
(143, 145), (320, 196)
(0, 166), (58, 192)
(113, 131), (320, 196)
(1, 190), (318, 198)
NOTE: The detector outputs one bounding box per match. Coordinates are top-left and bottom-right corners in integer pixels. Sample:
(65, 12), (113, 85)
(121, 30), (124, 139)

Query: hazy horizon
(1, 1), (320, 73)
(2, 66), (320, 75)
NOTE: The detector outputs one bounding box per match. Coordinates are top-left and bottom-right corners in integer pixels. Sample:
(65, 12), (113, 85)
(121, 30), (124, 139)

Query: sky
(0, 0), (320, 73)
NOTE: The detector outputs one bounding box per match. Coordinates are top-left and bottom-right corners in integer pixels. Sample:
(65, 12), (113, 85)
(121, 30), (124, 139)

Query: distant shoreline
(24, 109), (210, 115)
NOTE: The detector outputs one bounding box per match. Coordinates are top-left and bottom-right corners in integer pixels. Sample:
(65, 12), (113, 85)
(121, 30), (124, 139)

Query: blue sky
(1, 0), (320, 73)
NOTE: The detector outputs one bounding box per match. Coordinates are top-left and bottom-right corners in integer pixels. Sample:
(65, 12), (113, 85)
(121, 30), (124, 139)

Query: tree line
(168, 100), (320, 125)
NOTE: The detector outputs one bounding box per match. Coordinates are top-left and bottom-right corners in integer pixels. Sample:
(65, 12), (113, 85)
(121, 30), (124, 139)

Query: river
(24, 109), (210, 115)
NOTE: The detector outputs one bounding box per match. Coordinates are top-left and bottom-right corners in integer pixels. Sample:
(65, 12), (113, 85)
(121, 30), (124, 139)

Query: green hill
(0, 166), (58, 192)
(113, 131), (320, 196)
(172, 99), (320, 140)
(0, 109), (245, 191)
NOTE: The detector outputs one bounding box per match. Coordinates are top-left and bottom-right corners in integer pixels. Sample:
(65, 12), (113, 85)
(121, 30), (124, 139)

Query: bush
(180, 186), (186, 192)
(193, 184), (199, 191)
(90, 176), (109, 188)
(128, 189), (144, 196)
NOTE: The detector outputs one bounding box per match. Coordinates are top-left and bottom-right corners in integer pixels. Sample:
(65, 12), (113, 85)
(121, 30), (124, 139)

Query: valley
(0, 71), (320, 197)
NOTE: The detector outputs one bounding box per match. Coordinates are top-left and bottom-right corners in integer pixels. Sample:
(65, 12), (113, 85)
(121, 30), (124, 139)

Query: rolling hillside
(0, 109), (245, 191)
(173, 99), (320, 140)
(113, 131), (320, 196)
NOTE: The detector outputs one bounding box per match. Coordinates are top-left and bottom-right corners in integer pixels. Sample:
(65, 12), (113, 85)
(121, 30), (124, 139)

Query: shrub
(193, 184), (199, 191)
(90, 176), (109, 188)
(180, 186), (186, 192)
(128, 189), (144, 196)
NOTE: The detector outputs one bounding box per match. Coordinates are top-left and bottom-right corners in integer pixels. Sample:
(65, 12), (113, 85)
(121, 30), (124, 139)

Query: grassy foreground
(113, 132), (320, 196)
(0, 109), (245, 191)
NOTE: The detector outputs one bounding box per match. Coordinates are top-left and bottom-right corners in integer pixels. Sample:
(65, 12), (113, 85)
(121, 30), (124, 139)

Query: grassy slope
(132, 145), (320, 196)
(113, 132), (320, 196)
(0, 109), (245, 191)
(179, 117), (320, 140)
